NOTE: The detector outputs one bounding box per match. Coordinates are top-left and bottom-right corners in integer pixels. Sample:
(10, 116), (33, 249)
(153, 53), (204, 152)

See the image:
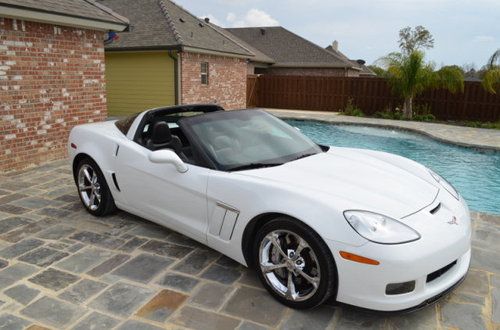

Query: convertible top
(144, 104), (224, 119)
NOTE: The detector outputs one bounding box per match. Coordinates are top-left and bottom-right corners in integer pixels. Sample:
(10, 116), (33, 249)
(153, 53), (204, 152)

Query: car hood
(236, 147), (439, 219)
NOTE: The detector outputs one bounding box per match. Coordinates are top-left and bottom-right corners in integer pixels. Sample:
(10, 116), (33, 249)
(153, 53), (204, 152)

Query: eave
(0, 4), (128, 31)
(273, 62), (361, 70)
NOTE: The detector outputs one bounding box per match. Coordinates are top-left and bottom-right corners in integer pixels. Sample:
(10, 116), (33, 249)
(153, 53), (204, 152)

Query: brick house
(97, 0), (253, 117)
(0, 0), (128, 172)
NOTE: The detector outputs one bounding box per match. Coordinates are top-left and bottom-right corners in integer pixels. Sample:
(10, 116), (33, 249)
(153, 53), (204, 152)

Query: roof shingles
(226, 27), (355, 68)
(0, 0), (128, 24)
(98, 0), (252, 56)
(99, 0), (178, 49)
(325, 45), (374, 75)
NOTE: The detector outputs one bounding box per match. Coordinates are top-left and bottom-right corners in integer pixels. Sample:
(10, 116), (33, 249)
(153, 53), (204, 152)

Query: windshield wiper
(228, 163), (283, 172)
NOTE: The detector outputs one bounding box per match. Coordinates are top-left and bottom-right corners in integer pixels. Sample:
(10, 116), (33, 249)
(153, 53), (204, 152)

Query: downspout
(167, 51), (181, 105)
(178, 48), (183, 105)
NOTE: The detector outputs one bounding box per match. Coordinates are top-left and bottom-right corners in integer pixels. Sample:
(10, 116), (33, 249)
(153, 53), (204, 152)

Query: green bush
(411, 104), (435, 121)
(374, 107), (403, 120)
(413, 113), (436, 122)
(342, 99), (364, 117)
(338, 101), (499, 129)
(460, 121), (500, 129)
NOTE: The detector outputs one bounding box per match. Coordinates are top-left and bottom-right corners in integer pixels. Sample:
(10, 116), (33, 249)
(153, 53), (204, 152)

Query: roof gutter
(272, 63), (360, 69)
(0, 4), (128, 31)
(182, 46), (253, 60)
(105, 45), (183, 52)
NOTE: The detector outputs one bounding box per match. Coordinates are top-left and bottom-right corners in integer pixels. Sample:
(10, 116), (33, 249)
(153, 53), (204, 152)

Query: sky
(175, 0), (500, 69)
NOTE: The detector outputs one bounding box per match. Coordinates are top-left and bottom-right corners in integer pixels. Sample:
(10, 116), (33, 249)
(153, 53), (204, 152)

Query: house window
(201, 62), (209, 85)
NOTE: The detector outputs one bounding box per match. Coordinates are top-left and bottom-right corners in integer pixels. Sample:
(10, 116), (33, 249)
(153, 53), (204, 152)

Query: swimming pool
(285, 119), (500, 215)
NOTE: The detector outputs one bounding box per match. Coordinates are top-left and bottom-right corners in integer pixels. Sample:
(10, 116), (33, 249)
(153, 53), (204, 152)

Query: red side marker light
(70, 143), (77, 149)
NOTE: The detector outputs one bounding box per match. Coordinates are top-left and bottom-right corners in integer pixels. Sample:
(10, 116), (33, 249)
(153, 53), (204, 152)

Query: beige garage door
(105, 51), (176, 117)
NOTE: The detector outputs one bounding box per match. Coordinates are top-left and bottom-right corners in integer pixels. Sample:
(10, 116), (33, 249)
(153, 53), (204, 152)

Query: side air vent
(111, 173), (120, 192)
(209, 202), (240, 241)
(430, 203), (441, 214)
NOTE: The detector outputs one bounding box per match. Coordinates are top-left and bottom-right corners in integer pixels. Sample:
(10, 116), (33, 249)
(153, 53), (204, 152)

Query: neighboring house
(207, 22), (275, 74)
(0, 0), (128, 172)
(97, 0), (253, 116)
(325, 41), (376, 77)
(226, 26), (362, 77)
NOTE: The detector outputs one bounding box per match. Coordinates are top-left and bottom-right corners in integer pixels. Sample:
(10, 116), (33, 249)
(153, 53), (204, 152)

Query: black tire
(75, 157), (116, 217)
(253, 217), (337, 309)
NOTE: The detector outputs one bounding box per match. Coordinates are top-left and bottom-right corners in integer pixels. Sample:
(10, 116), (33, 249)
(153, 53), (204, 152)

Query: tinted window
(115, 114), (139, 135)
(181, 110), (322, 171)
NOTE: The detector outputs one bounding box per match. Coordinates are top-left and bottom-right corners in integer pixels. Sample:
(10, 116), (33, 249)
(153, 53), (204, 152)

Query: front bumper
(328, 193), (472, 311)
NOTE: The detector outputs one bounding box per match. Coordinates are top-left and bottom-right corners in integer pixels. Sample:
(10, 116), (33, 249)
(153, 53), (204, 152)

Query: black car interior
(145, 121), (183, 153)
(131, 105), (224, 166)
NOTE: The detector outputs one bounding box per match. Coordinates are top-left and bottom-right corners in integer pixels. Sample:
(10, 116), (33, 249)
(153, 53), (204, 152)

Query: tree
(398, 26), (434, 54)
(380, 51), (464, 119)
(379, 26), (463, 119)
(482, 49), (500, 94)
(367, 65), (386, 76)
(488, 49), (500, 68)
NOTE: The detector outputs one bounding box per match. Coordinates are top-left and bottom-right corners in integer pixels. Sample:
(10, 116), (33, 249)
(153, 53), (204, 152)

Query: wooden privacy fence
(247, 75), (500, 122)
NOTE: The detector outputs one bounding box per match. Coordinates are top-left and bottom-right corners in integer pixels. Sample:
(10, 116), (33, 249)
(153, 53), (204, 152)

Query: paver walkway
(0, 160), (498, 329)
(266, 109), (500, 150)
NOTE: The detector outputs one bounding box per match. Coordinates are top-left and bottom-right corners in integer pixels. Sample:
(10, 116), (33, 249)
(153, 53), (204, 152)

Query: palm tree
(380, 51), (464, 119)
(482, 49), (500, 94)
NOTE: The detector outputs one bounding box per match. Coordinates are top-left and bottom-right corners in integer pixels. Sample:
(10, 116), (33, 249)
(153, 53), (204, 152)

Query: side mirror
(148, 149), (188, 173)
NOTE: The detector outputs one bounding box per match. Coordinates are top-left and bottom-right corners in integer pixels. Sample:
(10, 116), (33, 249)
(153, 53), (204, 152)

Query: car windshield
(181, 110), (322, 171)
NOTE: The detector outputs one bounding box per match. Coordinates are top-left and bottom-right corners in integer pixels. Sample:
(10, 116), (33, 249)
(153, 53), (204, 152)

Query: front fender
(206, 171), (367, 265)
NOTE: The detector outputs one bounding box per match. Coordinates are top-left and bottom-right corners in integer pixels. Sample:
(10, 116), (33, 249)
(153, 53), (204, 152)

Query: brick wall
(258, 67), (360, 77)
(0, 18), (107, 172)
(180, 52), (247, 110)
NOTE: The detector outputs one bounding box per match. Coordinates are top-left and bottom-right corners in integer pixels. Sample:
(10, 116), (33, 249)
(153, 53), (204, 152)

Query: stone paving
(266, 109), (500, 151)
(0, 160), (498, 330)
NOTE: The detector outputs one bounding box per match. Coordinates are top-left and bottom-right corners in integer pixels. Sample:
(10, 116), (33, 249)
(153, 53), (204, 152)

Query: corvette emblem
(447, 216), (458, 225)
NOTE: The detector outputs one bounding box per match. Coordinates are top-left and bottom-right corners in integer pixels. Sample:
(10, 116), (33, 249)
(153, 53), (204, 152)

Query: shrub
(374, 107), (403, 120)
(461, 121), (500, 129)
(413, 113), (436, 122)
(412, 104), (435, 121)
(342, 99), (364, 117)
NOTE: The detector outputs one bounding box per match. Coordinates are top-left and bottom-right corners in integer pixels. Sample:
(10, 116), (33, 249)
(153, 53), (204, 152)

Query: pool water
(285, 119), (500, 215)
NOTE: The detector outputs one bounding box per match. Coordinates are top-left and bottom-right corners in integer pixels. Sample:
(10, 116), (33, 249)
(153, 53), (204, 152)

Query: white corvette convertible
(68, 105), (471, 311)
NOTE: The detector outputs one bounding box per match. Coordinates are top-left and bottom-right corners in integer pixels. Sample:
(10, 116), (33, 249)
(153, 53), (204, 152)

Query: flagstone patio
(0, 160), (498, 329)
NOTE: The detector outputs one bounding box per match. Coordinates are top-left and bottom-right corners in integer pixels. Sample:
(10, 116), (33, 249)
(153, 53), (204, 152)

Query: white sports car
(68, 105), (471, 311)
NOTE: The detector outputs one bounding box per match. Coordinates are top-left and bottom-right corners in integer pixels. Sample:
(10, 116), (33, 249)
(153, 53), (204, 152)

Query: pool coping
(263, 109), (500, 151)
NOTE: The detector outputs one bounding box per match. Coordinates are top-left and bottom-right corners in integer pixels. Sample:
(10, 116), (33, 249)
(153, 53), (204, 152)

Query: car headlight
(428, 169), (459, 200)
(344, 210), (421, 244)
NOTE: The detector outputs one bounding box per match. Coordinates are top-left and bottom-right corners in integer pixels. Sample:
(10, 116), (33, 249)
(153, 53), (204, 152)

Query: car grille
(426, 260), (457, 283)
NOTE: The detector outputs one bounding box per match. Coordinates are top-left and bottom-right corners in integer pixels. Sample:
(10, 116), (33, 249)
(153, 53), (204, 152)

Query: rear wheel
(253, 217), (337, 309)
(76, 158), (116, 216)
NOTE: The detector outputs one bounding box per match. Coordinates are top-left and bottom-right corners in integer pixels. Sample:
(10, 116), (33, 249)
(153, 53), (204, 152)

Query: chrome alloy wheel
(78, 164), (101, 211)
(259, 230), (321, 302)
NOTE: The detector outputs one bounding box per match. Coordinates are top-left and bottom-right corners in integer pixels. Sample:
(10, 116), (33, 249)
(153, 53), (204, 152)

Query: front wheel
(76, 157), (116, 216)
(253, 217), (338, 309)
